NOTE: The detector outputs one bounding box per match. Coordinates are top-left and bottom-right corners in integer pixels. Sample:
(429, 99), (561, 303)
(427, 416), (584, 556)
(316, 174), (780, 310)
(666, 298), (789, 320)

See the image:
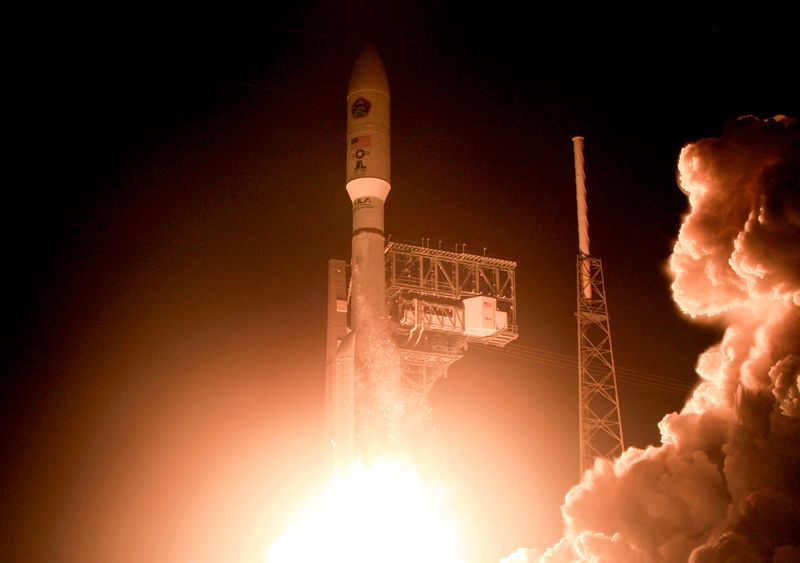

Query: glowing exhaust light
(266, 458), (464, 563)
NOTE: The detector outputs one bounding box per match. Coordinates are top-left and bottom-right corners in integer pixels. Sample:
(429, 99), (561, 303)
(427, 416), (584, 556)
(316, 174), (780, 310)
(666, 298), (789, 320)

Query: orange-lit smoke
(508, 115), (800, 562)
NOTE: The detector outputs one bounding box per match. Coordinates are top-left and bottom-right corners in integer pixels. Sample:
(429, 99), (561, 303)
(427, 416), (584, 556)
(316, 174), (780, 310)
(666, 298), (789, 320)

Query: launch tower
(573, 137), (625, 475)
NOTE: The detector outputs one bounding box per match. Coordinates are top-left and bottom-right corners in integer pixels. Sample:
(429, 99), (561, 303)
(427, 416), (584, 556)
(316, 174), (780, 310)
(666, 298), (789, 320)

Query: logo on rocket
(351, 97), (371, 118)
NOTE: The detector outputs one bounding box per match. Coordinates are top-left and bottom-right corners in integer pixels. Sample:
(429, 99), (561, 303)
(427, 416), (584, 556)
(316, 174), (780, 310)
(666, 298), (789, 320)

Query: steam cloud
(507, 115), (800, 562)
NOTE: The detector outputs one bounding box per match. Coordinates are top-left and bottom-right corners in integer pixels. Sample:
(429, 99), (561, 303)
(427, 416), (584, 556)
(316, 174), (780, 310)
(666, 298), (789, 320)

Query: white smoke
(507, 115), (800, 562)
(349, 275), (435, 463)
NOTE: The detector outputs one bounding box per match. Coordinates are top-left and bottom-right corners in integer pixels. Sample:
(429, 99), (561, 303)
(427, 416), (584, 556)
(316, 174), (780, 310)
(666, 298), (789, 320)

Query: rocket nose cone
(347, 43), (389, 97)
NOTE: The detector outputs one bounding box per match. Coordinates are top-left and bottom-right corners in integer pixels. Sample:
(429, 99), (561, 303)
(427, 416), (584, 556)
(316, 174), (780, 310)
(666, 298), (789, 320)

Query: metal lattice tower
(573, 136), (624, 476)
(385, 241), (518, 408)
(576, 253), (624, 474)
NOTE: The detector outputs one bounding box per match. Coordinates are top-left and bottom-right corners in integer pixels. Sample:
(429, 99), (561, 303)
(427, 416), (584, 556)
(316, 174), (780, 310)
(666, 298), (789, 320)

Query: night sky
(6, 5), (797, 562)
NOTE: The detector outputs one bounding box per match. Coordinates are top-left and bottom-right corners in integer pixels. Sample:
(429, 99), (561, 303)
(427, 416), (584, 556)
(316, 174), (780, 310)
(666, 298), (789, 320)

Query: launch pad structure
(573, 137), (625, 475)
(576, 253), (624, 474)
(385, 241), (517, 398)
(326, 240), (518, 470)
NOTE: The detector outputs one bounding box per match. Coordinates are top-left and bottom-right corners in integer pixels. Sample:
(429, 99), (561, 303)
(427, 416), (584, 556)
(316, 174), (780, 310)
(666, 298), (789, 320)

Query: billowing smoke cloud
(506, 115), (800, 562)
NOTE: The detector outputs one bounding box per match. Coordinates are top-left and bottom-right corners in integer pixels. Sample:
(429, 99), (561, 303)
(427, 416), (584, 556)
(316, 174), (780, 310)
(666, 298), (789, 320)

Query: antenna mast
(573, 136), (625, 476)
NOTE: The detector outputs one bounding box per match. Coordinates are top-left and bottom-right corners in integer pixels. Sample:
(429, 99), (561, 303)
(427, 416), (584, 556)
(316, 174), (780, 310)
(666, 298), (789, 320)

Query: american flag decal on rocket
(351, 135), (372, 148)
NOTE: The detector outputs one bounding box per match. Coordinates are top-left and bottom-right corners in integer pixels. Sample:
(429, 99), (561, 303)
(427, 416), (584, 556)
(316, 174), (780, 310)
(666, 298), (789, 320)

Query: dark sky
(6, 5), (797, 562)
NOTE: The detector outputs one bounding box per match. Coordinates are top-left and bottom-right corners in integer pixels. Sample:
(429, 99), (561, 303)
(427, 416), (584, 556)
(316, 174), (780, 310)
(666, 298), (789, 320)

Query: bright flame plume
(265, 458), (465, 563)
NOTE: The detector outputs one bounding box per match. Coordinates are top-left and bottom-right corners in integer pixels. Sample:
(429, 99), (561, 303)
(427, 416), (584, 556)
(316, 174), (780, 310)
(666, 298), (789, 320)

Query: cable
(471, 341), (695, 395)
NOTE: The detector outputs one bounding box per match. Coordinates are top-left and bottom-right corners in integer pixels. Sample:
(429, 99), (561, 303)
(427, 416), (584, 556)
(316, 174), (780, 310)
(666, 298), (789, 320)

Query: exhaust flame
(271, 304), (465, 563)
(265, 458), (464, 563)
(507, 115), (800, 562)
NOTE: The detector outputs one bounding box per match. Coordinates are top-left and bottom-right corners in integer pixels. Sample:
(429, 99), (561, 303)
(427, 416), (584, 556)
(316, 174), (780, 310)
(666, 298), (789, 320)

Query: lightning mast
(573, 136), (624, 476)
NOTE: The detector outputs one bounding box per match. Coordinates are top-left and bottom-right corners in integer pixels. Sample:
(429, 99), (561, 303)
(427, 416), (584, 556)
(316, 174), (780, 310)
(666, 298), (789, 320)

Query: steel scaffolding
(325, 242), (518, 473)
(385, 241), (518, 402)
(577, 253), (624, 475)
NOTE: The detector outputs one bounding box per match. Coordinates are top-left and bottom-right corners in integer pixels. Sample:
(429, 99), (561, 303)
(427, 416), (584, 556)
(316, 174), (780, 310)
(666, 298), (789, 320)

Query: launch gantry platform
(326, 241), (518, 423)
(384, 241), (518, 405)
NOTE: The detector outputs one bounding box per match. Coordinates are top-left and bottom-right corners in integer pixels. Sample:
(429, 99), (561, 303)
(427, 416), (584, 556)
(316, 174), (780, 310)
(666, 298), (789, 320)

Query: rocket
(346, 42), (390, 325)
(328, 44), (391, 476)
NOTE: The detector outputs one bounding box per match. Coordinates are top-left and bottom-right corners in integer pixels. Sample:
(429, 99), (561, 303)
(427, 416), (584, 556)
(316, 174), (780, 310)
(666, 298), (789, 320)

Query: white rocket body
(346, 43), (391, 328)
(330, 44), (391, 474)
